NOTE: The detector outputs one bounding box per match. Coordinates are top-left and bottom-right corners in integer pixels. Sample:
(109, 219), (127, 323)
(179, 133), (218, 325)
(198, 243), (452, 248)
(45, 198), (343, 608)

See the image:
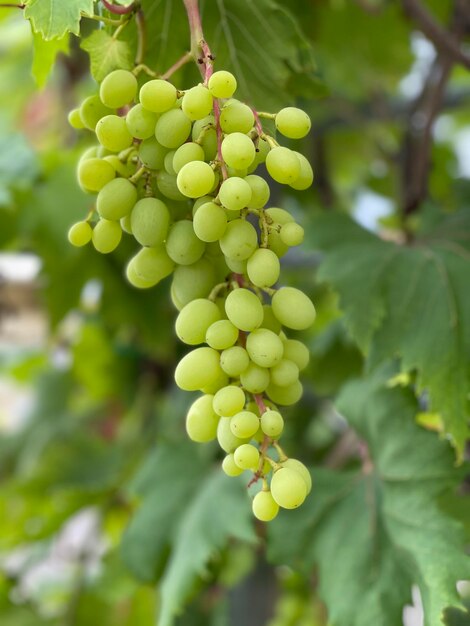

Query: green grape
(248, 138), (270, 173)
(175, 298), (221, 345)
(120, 214), (132, 234)
(176, 161), (215, 198)
(186, 394), (219, 443)
(156, 171), (187, 201)
(221, 133), (255, 170)
(246, 328), (284, 368)
(201, 366), (230, 394)
(262, 305), (282, 334)
(164, 151), (177, 175)
(78, 146), (99, 163)
(192, 195), (215, 215)
(206, 319), (238, 350)
(224, 288), (263, 331)
(234, 443), (259, 470)
(92, 219), (122, 254)
(126, 245), (175, 287)
(280, 222), (304, 246)
(77, 157), (115, 192)
(260, 409), (284, 438)
(220, 219), (258, 261)
(282, 338), (310, 371)
(68, 221), (92, 247)
(139, 79), (177, 113)
(225, 256), (246, 274)
(96, 115), (133, 152)
(96, 178), (137, 220)
(227, 167), (248, 179)
(263, 207), (294, 257)
(222, 453), (244, 476)
(245, 175), (270, 209)
(68, 108), (84, 129)
(175, 347), (223, 391)
(213, 385), (246, 417)
(252, 490), (279, 522)
(126, 104), (158, 139)
(219, 177), (252, 212)
(266, 147), (301, 185)
(100, 69), (137, 108)
(266, 380), (303, 406)
(103, 154), (133, 178)
(230, 410), (259, 438)
(220, 346), (250, 377)
(240, 362), (270, 394)
(79, 95), (113, 130)
(155, 109), (191, 148)
(282, 458), (312, 494)
(247, 248), (280, 288)
(220, 101), (254, 134)
(172, 258), (216, 306)
(130, 197), (170, 246)
(275, 106), (311, 139)
(193, 202), (227, 242)
(182, 84), (213, 120)
(208, 70), (237, 98)
(270, 359), (299, 387)
(272, 287), (316, 330)
(138, 137), (168, 169)
(166, 220), (206, 265)
(173, 142), (205, 173)
(191, 115), (217, 160)
(270, 467), (307, 509)
(289, 152), (314, 190)
(217, 417), (249, 453)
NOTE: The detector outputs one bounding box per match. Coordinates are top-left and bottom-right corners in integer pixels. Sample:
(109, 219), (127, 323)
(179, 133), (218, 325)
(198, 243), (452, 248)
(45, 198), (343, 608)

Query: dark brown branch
(401, 0), (470, 70)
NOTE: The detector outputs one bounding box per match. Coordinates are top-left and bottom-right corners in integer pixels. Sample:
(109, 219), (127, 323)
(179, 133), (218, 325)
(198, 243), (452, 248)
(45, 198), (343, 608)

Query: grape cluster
(68, 66), (315, 521)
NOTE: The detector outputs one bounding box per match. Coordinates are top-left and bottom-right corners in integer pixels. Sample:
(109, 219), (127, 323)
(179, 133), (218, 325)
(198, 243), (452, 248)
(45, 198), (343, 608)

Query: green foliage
(24, 0), (94, 39)
(31, 32), (69, 87)
(81, 30), (133, 82)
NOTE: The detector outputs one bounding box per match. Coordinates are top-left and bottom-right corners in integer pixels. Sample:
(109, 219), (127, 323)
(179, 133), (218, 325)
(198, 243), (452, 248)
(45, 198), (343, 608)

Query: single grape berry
(208, 70), (237, 98)
(252, 490), (279, 522)
(270, 467), (307, 509)
(100, 69), (137, 108)
(68, 221), (92, 247)
(275, 106), (311, 139)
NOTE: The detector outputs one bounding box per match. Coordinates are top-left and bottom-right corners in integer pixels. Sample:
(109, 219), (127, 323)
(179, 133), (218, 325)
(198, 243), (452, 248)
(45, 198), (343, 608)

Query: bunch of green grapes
(68, 66), (315, 521)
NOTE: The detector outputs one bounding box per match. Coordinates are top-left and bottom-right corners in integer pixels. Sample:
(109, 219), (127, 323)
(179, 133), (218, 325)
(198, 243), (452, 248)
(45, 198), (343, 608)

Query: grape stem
(257, 111), (276, 120)
(208, 281), (229, 301)
(213, 100), (228, 180)
(261, 133), (279, 149)
(81, 12), (124, 25)
(160, 52), (193, 80)
(135, 9), (146, 65)
(0, 3), (25, 7)
(129, 165), (147, 184)
(251, 107), (264, 137)
(254, 394), (268, 414)
(132, 64), (158, 78)
(273, 441), (288, 462)
(101, 0), (136, 15)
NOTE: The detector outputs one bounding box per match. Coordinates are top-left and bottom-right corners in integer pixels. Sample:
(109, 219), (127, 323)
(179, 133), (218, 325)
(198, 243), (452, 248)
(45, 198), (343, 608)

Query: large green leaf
(268, 366), (470, 626)
(309, 211), (470, 456)
(81, 29), (133, 82)
(31, 31), (69, 87)
(25, 0), (94, 39)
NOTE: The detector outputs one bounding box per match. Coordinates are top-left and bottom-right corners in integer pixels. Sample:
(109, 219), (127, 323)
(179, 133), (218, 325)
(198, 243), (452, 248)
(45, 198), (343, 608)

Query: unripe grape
(175, 347), (223, 391)
(262, 305), (282, 334)
(206, 319), (238, 350)
(175, 298), (221, 345)
(270, 359), (299, 387)
(130, 197), (170, 246)
(186, 394), (219, 442)
(230, 410), (259, 438)
(275, 107), (311, 139)
(68, 108), (84, 129)
(191, 115), (217, 160)
(234, 443), (259, 470)
(272, 287), (316, 330)
(221, 133), (255, 170)
(263, 207), (295, 257)
(290, 152), (314, 190)
(166, 220), (206, 265)
(79, 95), (113, 130)
(224, 288), (263, 331)
(138, 137), (168, 169)
(248, 138), (270, 172)
(155, 109), (191, 148)
(177, 161), (215, 198)
(220, 101), (254, 134)
(120, 214), (132, 234)
(247, 248), (280, 287)
(252, 490), (279, 522)
(182, 84), (213, 120)
(193, 202), (228, 242)
(208, 70), (237, 98)
(270, 467), (307, 509)
(173, 142), (205, 173)
(260, 409), (284, 438)
(280, 222), (304, 246)
(240, 362), (270, 394)
(217, 416), (249, 453)
(282, 338), (310, 371)
(92, 219), (122, 254)
(219, 177), (252, 212)
(220, 219), (258, 261)
(282, 458), (312, 494)
(213, 385), (246, 417)
(68, 221), (92, 247)
(157, 171), (187, 201)
(246, 328), (284, 368)
(100, 69), (137, 108)
(220, 346), (250, 377)
(193, 195), (215, 215)
(172, 258), (216, 307)
(96, 178), (137, 220)
(96, 115), (133, 152)
(266, 147), (301, 185)
(245, 175), (270, 209)
(266, 380), (303, 406)
(126, 245), (175, 287)
(126, 104), (158, 139)
(139, 79), (177, 113)
(222, 453), (244, 476)
(77, 158), (115, 192)
(103, 154), (132, 178)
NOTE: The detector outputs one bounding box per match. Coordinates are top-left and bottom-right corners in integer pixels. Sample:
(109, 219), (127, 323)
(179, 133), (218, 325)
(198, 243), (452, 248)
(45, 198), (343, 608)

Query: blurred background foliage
(0, 1), (469, 625)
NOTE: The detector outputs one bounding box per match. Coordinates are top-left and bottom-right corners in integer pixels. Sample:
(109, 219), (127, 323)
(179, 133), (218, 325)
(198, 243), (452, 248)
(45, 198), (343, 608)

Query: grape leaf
(31, 31), (69, 87)
(81, 30), (133, 82)
(309, 211), (470, 457)
(24, 0), (94, 39)
(268, 366), (470, 626)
